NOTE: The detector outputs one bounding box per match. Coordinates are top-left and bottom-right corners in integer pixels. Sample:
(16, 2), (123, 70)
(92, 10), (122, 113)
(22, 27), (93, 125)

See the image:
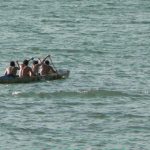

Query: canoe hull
(0, 76), (40, 84)
(0, 69), (70, 84)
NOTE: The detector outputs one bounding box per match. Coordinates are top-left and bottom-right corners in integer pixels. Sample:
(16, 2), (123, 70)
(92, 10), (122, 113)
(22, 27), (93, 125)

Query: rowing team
(4, 55), (57, 78)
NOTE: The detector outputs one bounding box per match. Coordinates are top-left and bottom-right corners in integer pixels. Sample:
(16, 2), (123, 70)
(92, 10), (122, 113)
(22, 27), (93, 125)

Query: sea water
(0, 0), (150, 150)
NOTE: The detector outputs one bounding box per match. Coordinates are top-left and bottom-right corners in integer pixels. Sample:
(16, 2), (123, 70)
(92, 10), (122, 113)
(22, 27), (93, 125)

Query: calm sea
(0, 0), (150, 150)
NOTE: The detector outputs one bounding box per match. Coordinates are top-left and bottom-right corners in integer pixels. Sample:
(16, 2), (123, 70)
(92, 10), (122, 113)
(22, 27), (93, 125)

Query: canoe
(0, 69), (70, 84)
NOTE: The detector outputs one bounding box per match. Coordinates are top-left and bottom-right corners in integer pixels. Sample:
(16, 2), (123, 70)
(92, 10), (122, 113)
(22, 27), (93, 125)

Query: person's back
(40, 60), (56, 76)
(20, 60), (35, 77)
(19, 64), (25, 77)
(32, 60), (40, 76)
(5, 61), (19, 77)
(40, 63), (50, 75)
(22, 66), (33, 77)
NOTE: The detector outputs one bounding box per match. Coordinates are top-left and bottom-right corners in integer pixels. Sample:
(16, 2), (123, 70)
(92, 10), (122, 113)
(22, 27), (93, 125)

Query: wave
(10, 88), (144, 99)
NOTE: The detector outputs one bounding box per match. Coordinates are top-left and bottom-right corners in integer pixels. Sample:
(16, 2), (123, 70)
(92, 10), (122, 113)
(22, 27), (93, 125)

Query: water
(0, 0), (150, 149)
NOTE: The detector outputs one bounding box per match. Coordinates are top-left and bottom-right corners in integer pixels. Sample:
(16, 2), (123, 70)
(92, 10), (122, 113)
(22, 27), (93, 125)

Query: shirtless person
(40, 60), (56, 76)
(32, 60), (40, 76)
(32, 55), (50, 76)
(5, 61), (20, 77)
(19, 59), (35, 77)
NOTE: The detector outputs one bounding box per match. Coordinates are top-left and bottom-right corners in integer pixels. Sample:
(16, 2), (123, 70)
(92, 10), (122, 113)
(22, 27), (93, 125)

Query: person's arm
(4, 69), (7, 75)
(29, 68), (36, 76)
(37, 58), (42, 67)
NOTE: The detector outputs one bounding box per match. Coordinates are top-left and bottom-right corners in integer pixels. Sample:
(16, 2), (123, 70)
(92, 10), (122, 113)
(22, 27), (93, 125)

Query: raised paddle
(28, 57), (34, 62)
(49, 55), (58, 73)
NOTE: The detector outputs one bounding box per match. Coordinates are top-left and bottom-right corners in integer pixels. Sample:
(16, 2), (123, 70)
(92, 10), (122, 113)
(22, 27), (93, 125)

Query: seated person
(19, 59), (35, 77)
(32, 60), (40, 76)
(40, 60), (56, 76)
(32, 55), (50, 76)
(5, 61), (20, 77)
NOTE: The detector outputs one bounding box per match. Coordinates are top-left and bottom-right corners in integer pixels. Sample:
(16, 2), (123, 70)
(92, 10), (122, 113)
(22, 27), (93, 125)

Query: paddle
(15, 57), (34, 68)
(49, 55), (58, 73)
(28, 57), (34, 62)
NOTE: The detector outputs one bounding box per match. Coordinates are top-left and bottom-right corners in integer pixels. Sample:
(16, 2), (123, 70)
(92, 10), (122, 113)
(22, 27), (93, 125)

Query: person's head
(23, 59), (29, 66)
(10, 61), (15, 67)
(33, 60), (38, 65)
(45, 60), (50, 65)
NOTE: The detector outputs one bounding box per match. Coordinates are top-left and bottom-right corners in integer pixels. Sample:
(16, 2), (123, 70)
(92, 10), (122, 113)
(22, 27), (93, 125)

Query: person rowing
(5, 61), (20, 78)
(40, 59), (57, 76)
(32, 55), (50, 76)
(19, 59), (35, 77)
